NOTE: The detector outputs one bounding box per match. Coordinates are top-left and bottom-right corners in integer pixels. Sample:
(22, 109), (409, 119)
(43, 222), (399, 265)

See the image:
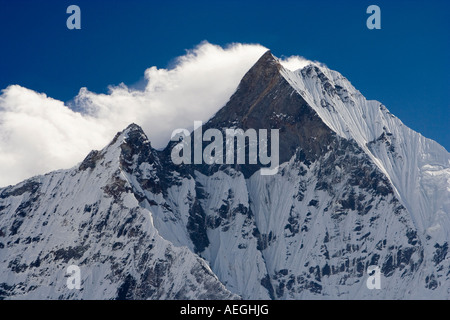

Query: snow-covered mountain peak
(109, 122), (151, 150)
(0, 49), (448, 300)
(78, 121), (155, 173)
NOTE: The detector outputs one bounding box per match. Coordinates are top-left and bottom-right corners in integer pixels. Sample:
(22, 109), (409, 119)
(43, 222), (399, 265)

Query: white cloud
(0, 42), (317, 187)
(0, 85), (106, 187)
(76, 41), (269, 148)
(278, 55), (326, 72)
(0, 41), (271, 187)
(279, 55), (313, 71)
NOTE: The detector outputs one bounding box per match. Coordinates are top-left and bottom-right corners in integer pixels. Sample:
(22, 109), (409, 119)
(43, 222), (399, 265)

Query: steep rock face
(205, 51), (335, 175)
(0, 51), (448, 300)
(0, 125), (236, 300)
(145, 52), (431, 299)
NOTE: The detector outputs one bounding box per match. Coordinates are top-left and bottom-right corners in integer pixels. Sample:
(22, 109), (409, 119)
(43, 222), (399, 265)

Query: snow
(280, 62), (450, 245)
(0, 54), (448, 300)
(0, 126), (237, 300)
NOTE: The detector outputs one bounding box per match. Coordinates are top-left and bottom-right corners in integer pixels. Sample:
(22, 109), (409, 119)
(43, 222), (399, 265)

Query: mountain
(0, 51), (448, 299)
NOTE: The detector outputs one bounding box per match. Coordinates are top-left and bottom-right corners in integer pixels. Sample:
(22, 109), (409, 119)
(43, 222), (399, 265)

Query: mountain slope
(281, 62), (450, 244)
(0, 125), (237, 299)
(0, 50), (448, 300)
(280, 59), (450, 297)
(154, 51), (448, 298)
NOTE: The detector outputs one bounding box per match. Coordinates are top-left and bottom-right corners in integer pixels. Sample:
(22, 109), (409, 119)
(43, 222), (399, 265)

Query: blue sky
(0, 0), (448, 150)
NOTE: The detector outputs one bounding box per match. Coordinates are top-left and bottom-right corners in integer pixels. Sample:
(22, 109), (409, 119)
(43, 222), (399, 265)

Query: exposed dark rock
(187, 195), (210, 253)
(53, 245), (88, 263)
(260, 274), (275, 300)
(0, 180), (41, 199)
(79, 150), (103, 171)
(433, 242), (448, 266)
(116, 274), (137, 300)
